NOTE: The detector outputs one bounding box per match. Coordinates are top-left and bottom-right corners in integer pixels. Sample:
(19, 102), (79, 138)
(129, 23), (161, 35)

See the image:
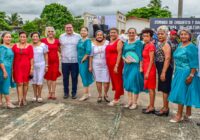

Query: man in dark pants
(59, 23), (81, 99)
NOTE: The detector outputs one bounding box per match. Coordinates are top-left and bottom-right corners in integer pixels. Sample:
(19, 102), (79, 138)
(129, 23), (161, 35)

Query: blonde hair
(45, 26), (56, 37)
(157, 25), (169, 35)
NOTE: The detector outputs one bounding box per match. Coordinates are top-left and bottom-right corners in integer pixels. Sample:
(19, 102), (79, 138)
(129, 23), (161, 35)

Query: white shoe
(32, 97), (37, 102)
(37, 98), (43, 103)
(129, 104), (138, 110)
(123, 103), (131, 108)
(108, 100), (119, 106)
(79, 94), (89, 101)
(6, 103), (16, 109)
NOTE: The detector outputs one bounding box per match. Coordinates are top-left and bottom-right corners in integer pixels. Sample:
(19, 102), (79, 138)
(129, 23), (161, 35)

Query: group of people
(0, 22), (200, 124)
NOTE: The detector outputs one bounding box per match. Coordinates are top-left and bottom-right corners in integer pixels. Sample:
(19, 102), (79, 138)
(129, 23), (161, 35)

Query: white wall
(126, 19), (150, 34)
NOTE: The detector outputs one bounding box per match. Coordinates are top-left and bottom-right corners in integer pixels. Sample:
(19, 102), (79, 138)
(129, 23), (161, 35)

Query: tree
(40, 3), (74, 30)
(0, 18), (12, 31)
(22, 21), (38, 35)
(7, 13), (23, 26)
(0, 11), (12, 31)
(126, 0), (172, 19)
(148, 0), (162, 8)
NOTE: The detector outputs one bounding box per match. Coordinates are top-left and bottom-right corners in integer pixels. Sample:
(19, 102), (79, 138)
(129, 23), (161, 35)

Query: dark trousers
(62, 63), (79, 97)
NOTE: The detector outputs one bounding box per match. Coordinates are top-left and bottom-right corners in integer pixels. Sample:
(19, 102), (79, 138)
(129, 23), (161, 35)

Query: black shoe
(155, 110), (169, 117)
(197, 122), (200, 126)
(142, 108), (155, 114)
(104, 96), (110, 103)
(63, 95), (69, 99)
(72, 96), (77, 99)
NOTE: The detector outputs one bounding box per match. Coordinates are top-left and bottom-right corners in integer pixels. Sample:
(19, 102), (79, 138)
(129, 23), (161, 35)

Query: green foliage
(22, 21), (38, 35)
(7, 13), (23, 26)
(40, 3), (74, 30)
(126, 0), (172, 19)
(73, 18), (84, 33)
(0, 18), (12, 31)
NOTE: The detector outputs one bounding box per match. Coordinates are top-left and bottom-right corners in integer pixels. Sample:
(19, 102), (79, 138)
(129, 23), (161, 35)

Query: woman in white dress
(31, 32), (48, 103)
(89, 30), (110, 103)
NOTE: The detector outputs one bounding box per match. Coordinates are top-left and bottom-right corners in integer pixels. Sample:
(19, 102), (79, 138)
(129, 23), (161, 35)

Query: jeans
(62, 63), (79, 97)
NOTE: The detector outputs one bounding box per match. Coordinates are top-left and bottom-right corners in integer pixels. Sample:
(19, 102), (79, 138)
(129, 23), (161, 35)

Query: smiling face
(32, 33), (40, 44)
(19, 33), (27, 44)
(158, 30), (167, 42)
(65, 24), (74, 35)
(128, 29), (136, 41)
(47, 29), (55, 38)
(80, 28), (88, 38)
(180, 30), (191, 43)
(95, 31), (104, 42)
(2, 33), (12, 45)
(109, 29), (118, 41)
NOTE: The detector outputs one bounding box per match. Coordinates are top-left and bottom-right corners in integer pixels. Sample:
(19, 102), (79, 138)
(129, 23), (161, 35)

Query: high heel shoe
(142, 107), (155, 114)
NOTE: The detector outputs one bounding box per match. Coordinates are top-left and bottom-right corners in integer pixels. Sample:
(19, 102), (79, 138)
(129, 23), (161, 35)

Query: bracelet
(189, 74), (194, 77)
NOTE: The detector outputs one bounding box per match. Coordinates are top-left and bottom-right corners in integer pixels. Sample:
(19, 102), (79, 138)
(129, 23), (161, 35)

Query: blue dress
(168, 43), (199, 106)
(0, 45), (16, 95)
(77, 39), (94, 87)
(122, 40), (144, 94)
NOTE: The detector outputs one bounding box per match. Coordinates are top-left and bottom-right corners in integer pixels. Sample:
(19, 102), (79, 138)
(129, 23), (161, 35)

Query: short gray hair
(157, 25), (169, 35)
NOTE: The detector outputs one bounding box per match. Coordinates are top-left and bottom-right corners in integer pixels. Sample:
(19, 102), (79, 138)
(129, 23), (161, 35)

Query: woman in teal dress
(77, 27), (94, 101)
(0, 32), (16, 109)
(168, 28), (199, 123)
(122, 28), (144, 110)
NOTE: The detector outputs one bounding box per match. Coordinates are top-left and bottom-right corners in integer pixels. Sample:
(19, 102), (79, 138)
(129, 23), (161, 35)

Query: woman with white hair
(168, 27), (199, 123)
(155, 26), (173, 116)
(41, 26), (61, 100)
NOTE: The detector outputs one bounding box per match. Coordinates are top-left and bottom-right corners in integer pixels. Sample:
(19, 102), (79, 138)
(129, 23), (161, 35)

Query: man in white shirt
(59, 23), (81, 99)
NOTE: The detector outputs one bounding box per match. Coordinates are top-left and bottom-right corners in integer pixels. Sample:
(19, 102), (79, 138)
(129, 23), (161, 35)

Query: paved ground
(0, 76), (200, 140)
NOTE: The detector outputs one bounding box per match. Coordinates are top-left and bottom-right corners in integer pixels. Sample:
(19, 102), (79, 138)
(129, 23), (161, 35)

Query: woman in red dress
(41, 27), (61, 99)
(12, 31), (34, 107)
(141, 28), (157, 114)
(106, 28), (124, 106)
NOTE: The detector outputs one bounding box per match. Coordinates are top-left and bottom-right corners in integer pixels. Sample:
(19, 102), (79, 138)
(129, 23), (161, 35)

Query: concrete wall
(126, 18), (150, 34)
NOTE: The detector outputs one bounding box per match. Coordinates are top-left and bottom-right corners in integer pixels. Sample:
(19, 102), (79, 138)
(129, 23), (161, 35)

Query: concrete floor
(0, 76), (200, 140)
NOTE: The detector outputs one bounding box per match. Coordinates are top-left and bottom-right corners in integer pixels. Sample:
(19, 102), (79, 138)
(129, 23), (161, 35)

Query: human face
(65, 24), (73, 35)
(95, 32), (104, 42)
(142, 33), (151, 44)
(180, 31), (190, 43)
(158, 30), (167, 43)
(32, 34), (40, 44)
(109, 30), (118, 41)
(170, 34), (177, 41)
(2, 33), (12, 45)
(47, 30), (54, 38)
(80, 28), (88, 38)
(128, 29), (136, 41)
(19, 33), (27, 44)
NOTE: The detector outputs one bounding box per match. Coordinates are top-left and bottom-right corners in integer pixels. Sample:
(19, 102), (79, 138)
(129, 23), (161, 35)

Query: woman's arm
(114, 40), (123, 73)
(185, 69), (196, 85)
(89, 56), (93, 72)
(145, 51), (154, 79)
(0, 48), (8, 79)
(44, 53), (48, 72)
(160, 43), (171, 81)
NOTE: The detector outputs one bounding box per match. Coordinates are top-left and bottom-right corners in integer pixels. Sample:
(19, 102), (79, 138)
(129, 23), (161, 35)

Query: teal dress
(0, 45), (16, 95)
(168, 43), (199, 106)
(122, 40), (144, 94)
(77, 39), (94, 87)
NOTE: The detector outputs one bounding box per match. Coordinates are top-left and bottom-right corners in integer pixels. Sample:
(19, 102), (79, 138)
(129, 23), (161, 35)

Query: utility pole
(178, 0), (183, 18)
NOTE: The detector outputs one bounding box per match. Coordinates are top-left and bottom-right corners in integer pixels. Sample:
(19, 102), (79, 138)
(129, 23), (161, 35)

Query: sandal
(170, 115), (183, 123)
(104, 96), (110, 103)
(51, 92), (57, 100)
(97, 97), (102, 103)
(48, 92), (52, 100)
(108, 100), (120, 106)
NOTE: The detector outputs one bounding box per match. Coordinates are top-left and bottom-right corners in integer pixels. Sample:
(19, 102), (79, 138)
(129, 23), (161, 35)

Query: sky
(0, 0), (199, 21)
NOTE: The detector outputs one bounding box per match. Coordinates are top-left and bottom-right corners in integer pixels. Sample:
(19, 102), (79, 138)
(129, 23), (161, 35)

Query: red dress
(12, 44), (33, 83)
(41, 38), (61, 81)
(106, 39), (124, 100)
(142, 42), (156, 89)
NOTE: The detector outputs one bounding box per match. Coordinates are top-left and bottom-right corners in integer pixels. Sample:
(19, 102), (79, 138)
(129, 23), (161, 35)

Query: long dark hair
(1, 32), (11, 44)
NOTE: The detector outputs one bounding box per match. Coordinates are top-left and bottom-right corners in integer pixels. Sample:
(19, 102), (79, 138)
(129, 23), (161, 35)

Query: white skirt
(31, 62), (45, 85)
(92, 59), (110, 83)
